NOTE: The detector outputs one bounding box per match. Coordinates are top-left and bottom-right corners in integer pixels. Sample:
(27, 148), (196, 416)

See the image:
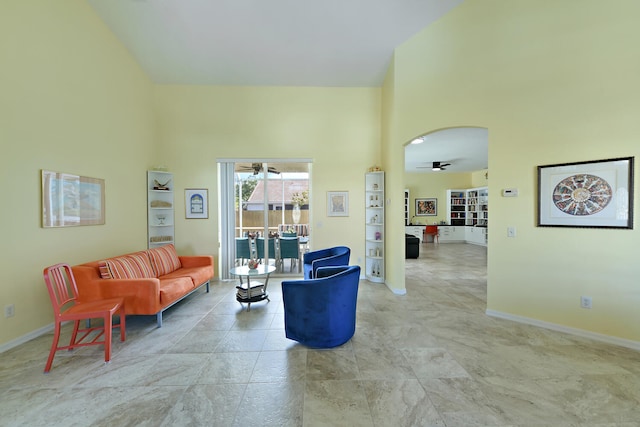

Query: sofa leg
(205, 281), (210, 293)
(156, 312), (163, 328)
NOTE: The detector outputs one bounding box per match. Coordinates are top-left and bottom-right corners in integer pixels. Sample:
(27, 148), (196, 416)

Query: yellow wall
(385, 0), (640, 341)
(154, 86), (381, 269)
(471, 169), (489, 189)
(404, 172), (472, 225)
(0, 1), (155, 345)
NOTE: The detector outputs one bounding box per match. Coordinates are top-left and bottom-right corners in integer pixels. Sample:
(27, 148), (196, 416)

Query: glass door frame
(217, 158), (312, 280)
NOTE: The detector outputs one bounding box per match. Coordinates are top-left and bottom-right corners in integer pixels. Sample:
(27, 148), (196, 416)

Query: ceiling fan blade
(237, 163), (281, 174)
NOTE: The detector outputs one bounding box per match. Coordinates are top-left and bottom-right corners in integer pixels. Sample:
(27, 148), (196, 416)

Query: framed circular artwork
(552, 174), (612, 216)
(537, 157), (634, 229)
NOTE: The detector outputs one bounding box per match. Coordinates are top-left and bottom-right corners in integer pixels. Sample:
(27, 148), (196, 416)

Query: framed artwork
(416, 198), (437, 216)
(537, 157), (634, 229)
(41, 170), (105, 227)
(185, 188), (208, 219)
(327, 191), (349, 217)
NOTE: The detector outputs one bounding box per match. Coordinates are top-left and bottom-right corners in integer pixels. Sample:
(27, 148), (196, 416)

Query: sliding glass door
(218, 159), (311, 279)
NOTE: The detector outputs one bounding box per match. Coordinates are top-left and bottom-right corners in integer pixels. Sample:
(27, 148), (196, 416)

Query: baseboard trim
(387, 283), (406, 295)
(0, 323), (53, 354)
(486, 309), (640, 351)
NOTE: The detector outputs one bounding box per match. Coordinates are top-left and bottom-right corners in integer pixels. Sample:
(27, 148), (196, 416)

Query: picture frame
(415, 198), (437, 216)
(41, 170), (105, 227)
(327, 191), (349, 217)
(537, 157), (634, 229)
(185, 188), (208, 219)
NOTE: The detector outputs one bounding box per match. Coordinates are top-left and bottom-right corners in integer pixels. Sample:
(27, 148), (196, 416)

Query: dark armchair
(405, 234), (419, 259)
(303, 246), (350, 279)
(281, 265), (361, 348)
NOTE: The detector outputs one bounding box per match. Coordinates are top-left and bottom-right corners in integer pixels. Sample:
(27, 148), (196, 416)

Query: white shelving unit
(478, 187), (488, 226)
(446, 189), (467, 226)
(365, 171), (384, 283)
(444, 186), (488, 246)
(147, 170), (174, 248)
(404, 188), (410, 226)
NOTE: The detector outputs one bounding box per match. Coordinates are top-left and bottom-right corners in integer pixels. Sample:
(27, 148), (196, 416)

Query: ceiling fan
(418, 161), (451, 171)
(237, 163), (281, 175)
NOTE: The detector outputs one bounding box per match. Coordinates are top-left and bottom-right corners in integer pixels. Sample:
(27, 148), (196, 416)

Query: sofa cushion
(102, 251), (156, 279)
(159, 276), (194, 306)
(147, 244), (182, 276)
(161, 266), (213, 287)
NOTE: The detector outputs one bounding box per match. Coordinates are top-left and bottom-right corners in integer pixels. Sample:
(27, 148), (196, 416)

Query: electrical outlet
(4, 304), (15, 318)
(580, 296), (592, 309)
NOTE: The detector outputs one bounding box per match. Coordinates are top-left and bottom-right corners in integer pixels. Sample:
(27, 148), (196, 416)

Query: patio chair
(235, 237), (252, 265)
(257, 237), (278, 267)
(279, 237), (300, 272)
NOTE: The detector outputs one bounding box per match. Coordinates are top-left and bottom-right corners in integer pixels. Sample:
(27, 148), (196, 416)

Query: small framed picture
(327, 191), (349, 217)
(416, 198), (437, 216)
(185, 188), (208, 219)
(537, 157), (634, 229)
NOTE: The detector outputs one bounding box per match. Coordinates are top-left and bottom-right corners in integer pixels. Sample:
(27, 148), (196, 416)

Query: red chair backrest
(43, 263), (79, 317)
(425, 225), (438, 233)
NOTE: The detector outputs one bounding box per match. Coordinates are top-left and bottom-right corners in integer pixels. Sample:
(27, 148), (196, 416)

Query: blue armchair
(303, 246), (350, 279)
(281, 265), (361, 348)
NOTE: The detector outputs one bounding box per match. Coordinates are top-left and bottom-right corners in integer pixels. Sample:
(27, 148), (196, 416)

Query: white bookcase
(365, 171), (384, 283)
(465, 187), (488, 226)
(446, 189), (467, 226)
(147, 170), (175, 248)
(445, 186), (488, 246)
(404, 188), (410, 226)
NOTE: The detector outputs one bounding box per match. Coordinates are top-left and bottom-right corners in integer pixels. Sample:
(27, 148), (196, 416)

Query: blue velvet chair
(281, 265), (361, 348)
(303, 246), (350, 279)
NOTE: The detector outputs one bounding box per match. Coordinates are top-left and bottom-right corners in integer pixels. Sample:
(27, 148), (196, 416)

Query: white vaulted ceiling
(87, 0), (464, 87)
(405, 128), (488, 174)
(87, 0), (485, 172)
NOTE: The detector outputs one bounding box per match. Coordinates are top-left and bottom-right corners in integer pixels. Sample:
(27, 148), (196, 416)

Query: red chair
(424, 225), (439, 244)
(43, 263), (126, 373)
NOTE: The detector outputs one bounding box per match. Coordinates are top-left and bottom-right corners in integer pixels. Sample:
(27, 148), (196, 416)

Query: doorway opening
(218, 160), (312, 279)
(403, 127), (488, 262)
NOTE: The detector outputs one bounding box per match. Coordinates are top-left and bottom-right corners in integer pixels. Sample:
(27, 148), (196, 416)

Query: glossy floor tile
(1, 243), (639, 426)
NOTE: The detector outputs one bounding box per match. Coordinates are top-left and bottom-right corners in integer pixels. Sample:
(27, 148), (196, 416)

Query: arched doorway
(403, 126), (488, 255)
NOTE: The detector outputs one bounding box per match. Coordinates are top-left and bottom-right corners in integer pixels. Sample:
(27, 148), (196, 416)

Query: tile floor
(1, 243), (639, 426)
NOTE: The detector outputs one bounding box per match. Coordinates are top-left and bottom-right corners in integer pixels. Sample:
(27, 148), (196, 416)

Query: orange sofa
(71, 244), (214, 327)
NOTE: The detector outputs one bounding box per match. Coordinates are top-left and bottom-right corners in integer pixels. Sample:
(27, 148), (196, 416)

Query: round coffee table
(230, 265), (276, 311)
